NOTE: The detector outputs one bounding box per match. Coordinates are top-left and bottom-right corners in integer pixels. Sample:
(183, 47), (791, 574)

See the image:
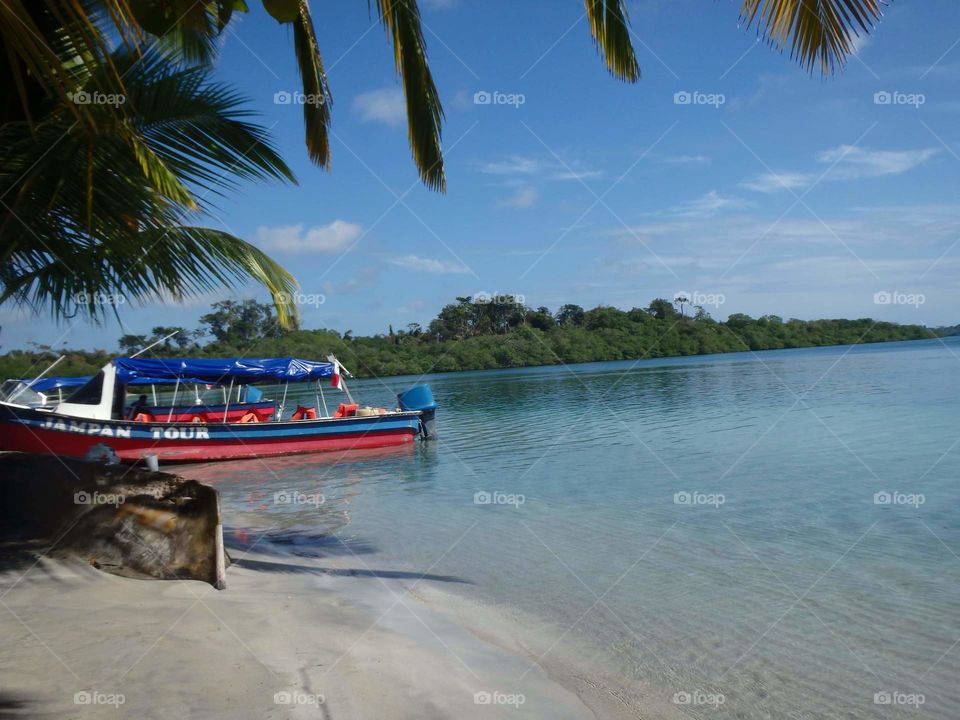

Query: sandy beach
(0, 534), (678, 719)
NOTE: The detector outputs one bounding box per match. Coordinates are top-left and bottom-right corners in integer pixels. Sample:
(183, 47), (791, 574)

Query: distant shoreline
(340, 331), (948, 379)
(0, 319), (943, 382)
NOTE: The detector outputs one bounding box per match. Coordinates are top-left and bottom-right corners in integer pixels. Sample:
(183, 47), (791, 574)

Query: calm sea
(182, 337), (960, 718)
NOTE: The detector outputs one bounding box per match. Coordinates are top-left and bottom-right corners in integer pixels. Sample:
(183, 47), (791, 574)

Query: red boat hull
(0, 405), (421, 463)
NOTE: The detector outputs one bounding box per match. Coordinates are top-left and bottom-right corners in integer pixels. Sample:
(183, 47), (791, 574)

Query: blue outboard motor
(397, 384), (437, 440)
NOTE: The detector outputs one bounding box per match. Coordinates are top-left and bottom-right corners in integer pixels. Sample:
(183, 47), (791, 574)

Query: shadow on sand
(225, 529), (471, 584)
(224, 528), (381, 558)
(0, 692), (34, 719)
(231, 556), (470, 584)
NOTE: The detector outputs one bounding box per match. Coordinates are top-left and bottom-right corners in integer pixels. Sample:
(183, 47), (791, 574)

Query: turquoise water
(182, 338), (960, 718)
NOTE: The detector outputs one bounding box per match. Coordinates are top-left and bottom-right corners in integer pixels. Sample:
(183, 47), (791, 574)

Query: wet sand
(0, 541), (669, 719)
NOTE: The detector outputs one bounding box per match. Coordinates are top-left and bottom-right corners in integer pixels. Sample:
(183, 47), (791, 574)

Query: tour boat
(0, 356), (437, 463)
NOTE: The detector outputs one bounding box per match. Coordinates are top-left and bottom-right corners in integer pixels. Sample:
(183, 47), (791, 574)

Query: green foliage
(199, 299), (287, 350)
(648, 298), (677, 320)
(555, 304), (585, 327)
(0, 46), (299, 327)
(0, 297), (939, 382)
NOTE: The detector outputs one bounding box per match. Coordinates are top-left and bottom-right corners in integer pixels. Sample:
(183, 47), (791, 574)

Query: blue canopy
(20, 376), (91, 393)
(113, 357), (335, 385)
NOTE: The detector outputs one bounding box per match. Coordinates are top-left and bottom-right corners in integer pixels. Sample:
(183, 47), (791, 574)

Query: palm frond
(0, 47), (299, 327)
(0, 0), (138, 125)
(128, 0), (221, 64)
(740, 0), (884, 74)
(115, 51), (296, 200)
(583, 0), (640, 81)
(371, 0), (445, 192)
(136, 227), (300, 329)
(292, 2), (333, 167)
(0, 226), (299, 327)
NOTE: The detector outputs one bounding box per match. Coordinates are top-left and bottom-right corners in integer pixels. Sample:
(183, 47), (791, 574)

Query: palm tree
(0, 47), (299, 326)
(2, 0), (884, 192)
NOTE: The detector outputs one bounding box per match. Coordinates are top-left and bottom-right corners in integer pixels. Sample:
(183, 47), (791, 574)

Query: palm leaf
(583, 0), (640, 81)
(0, 0), (139, 125)
(371, 0), (445, 192)
(129, 0), (221, 65)
(1, 47), (300, 327)
(292, 1), (333, 167)
(115, 51), (296, 200)
(0, 226), (298, 327)
(740, 0), (884, 74)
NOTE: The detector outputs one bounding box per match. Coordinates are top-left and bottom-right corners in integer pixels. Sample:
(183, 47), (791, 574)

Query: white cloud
(387, 255), (471, 274)
(550, 169), (604, 181)
(498, 186), (539, 208)
(659, 154), (711, 166)
(609, 207), (960, 287)
(741, 171), (813, 194)
(817, 145), (938, 179)
(590, 205), (960, 325)
(477, 156), (542, 175)
(742, 146), (938, 193)
(352, 87), (406, 126)
(672, 191), (746, 217)
(255, 220), (363, 254)
(476, 155), (601, 182)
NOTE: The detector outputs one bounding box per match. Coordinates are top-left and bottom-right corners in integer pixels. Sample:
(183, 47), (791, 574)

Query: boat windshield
(65, 371), (105, 405)
(0, 380), (42, 405)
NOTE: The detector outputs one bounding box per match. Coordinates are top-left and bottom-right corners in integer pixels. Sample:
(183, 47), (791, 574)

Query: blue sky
(5, 0), (960, 350)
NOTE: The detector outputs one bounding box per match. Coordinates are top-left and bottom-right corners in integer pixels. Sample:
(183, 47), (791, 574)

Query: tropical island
(0, 295), (938, 381)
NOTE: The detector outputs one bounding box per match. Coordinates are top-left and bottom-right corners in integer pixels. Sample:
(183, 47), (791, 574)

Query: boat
(0, 356), (437, 463)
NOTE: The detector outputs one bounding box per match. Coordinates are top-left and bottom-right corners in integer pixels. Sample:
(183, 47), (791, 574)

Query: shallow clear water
(182, 338), (960, 719)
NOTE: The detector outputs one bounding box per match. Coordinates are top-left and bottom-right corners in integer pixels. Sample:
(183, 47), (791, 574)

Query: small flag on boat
(331, 361), (341, 389)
